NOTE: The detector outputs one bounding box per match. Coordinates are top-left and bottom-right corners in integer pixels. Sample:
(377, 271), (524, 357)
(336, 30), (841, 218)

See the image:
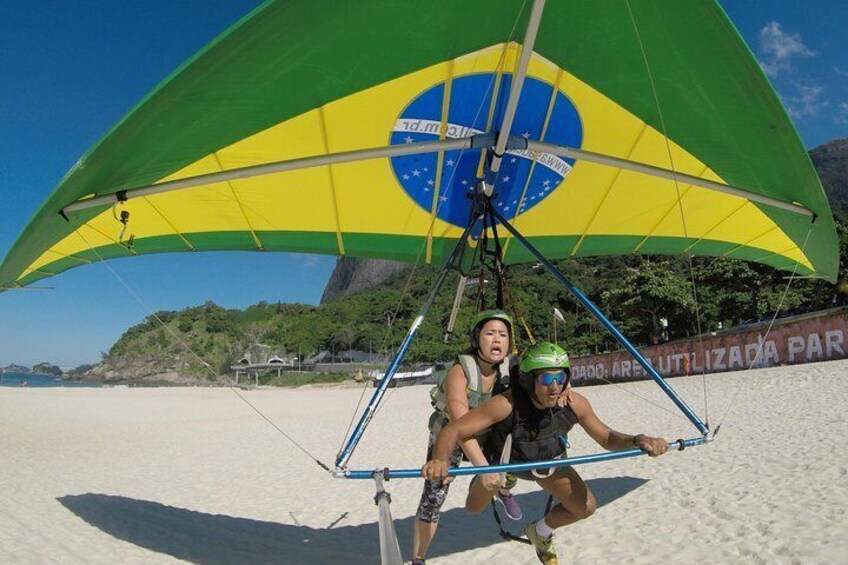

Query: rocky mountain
(85, 355), (203, 386)
(810, 137), (848, 215)
(1, 364), (30, 374)
(320, 257), (406, 303)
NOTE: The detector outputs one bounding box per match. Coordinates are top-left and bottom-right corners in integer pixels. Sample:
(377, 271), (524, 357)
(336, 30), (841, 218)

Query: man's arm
(422, 394), (513, 481)
(569, 390), (669, 457)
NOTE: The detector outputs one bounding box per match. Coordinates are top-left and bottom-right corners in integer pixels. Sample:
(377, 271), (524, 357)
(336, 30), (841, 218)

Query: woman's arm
(443, 365), (489, 466)
(422, 394), (513, 481)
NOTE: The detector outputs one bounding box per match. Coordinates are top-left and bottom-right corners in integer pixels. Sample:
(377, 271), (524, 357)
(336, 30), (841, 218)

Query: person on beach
(412, 309), (522, 565)
(422, 342), (669, 565)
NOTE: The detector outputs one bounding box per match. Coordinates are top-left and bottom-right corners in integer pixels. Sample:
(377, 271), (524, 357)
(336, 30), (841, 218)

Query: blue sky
(1, 1), (846, 368)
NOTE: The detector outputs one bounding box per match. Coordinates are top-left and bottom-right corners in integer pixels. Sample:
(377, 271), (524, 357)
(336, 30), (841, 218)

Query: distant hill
(810, 137), (848, 215)
(31, 362), (62, 376)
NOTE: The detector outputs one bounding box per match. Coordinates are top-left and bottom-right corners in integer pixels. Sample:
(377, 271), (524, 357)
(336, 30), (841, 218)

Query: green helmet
(472, 309), (513, 331)
(519, 341), (571, 374)
(470, 309), (513, 350)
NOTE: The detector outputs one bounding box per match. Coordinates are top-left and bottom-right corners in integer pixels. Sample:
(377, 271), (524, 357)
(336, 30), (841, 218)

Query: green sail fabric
(0, 0), (837, 289)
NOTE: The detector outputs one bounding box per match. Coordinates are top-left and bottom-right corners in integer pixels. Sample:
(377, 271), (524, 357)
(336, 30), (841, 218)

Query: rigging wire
(581, 374), (696, 425)
(626, 0), (711, 428)
(74, 226), (332, 473)
(712, 226), (815, 434)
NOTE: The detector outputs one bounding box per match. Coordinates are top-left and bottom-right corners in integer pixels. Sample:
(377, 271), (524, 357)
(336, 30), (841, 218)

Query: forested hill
(89, 141), (848, 384)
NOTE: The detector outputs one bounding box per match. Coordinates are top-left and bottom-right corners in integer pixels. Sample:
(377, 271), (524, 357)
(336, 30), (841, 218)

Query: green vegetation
(261, 372), (351, 387)
(105, 215), (848, 382)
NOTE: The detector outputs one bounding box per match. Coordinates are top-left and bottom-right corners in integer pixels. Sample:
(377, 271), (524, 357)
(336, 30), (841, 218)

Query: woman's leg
(412, 435), (462, 560)
(412, 518), (439, 561)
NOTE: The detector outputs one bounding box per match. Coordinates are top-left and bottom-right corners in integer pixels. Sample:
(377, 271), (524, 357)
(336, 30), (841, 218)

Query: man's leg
(524, 467), (597, 564)
(537, 466), (596, 528)
(464, 475), (497, 514)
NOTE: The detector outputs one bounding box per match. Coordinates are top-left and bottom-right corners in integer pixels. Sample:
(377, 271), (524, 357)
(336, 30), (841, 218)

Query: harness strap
(491, 501), (531, 545)
(457, 354), (483, 393)
(490, 493), (555, 545)
(488, 208), (506, 310)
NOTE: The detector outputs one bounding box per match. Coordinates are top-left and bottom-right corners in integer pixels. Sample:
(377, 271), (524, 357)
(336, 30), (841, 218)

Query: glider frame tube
(373, 473), (403, 565)
(334, 212), (484, 470)
(489, 0), (546, 181)
(525, 140), (814, 218)
(60, 136), (482, 215)
(492, 208), (709, 436)
(343, 436), (708, 480)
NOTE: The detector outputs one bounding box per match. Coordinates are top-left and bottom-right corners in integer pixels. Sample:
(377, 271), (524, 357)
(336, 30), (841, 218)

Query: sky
(1, 1), (846, 368)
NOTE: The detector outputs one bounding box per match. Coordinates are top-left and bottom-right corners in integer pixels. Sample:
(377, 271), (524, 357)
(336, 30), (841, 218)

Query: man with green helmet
(422, 341), (669, 565)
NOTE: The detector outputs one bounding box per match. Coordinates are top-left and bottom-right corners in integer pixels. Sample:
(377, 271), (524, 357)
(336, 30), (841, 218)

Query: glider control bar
(60, 136), (486, 215)
(340, 436), (709, 479)
(525, 140), (815, 218)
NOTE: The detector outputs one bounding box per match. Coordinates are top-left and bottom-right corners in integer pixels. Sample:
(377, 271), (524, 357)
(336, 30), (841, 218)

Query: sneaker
(524, 522), (558, 565)
(411, 559), (426, 565)
(495, 491), (523, 520)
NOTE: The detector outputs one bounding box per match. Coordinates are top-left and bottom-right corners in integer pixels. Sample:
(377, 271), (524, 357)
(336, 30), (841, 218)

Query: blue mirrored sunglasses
(536, 370), (567, 386)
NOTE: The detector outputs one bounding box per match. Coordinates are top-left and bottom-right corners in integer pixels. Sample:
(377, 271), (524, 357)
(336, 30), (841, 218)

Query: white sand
(2, 360), (847, 564)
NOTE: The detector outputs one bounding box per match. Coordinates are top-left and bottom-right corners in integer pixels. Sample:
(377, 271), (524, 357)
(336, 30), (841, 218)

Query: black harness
(487, 386), (579, 466)
(487, 386), (579, 544)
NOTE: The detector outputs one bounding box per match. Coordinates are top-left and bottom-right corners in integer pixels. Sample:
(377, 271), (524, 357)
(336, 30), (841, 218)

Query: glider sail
(0, 0), (838, 290)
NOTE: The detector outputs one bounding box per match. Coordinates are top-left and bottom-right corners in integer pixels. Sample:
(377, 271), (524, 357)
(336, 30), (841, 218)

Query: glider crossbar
(334, 210), (485, 470)
(525, 140), (814, 218)
(492, 209), (710, 436)
(60, 136), (483, 215)
(342, 436), (708, 480)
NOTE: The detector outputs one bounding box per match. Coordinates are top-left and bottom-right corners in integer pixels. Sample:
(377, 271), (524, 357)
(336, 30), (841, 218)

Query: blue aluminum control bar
(342, 436), (708, 479)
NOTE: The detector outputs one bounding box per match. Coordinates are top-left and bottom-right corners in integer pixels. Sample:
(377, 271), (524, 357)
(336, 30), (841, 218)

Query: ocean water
(0, 372), (99, 388)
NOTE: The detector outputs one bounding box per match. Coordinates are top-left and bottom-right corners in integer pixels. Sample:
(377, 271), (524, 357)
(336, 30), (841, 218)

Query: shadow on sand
(58, 476), (647, 564)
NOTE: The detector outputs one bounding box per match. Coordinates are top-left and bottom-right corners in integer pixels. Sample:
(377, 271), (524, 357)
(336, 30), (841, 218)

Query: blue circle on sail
(389, 74), (582, 227)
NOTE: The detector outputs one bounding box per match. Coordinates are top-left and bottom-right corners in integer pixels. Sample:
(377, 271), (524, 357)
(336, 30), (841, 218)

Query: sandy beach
(2, 360), (847, 564)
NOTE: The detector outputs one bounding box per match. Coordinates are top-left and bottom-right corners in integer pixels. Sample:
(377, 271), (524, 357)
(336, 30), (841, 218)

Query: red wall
(570, 307), (848, 385)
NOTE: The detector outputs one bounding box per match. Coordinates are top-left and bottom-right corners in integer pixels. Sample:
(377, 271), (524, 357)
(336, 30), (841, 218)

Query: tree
(602, 258), (696, 344)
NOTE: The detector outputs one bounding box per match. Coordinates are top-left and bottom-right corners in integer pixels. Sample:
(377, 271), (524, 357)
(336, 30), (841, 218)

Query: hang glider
(3, 3), (839, 562)
(0, 0), (838, 292)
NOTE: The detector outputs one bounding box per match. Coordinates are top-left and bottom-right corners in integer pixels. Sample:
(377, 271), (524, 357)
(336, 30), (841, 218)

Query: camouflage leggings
(415, 431), (463, 523)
